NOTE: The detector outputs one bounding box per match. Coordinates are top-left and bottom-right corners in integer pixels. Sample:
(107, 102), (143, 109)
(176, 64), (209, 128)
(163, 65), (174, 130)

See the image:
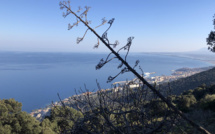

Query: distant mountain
(160, 67), (215, 95)
(188, 47), (214, 54)
(196, 47), (210, 52)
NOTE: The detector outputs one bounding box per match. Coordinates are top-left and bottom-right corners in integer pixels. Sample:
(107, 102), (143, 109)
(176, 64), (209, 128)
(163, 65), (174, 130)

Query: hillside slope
(160, 67), (215, 95)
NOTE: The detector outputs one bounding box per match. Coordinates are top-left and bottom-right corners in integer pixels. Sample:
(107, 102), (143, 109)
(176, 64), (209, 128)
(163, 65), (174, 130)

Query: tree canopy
(207, 14), (215, 52)
(0, 99), (41, 134)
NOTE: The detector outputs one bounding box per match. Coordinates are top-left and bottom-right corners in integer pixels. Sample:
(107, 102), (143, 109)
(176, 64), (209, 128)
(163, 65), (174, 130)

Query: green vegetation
(57, 1), (214, 133)
(0, 3), (213, 133)
(171, 84), (215, 133)
(1, 83), (215, 133)
(181, 84), (215, 113)
(160, 67), (215, 95)
(42, 106), (83, 133)
(0, 99), (41, 134)
(0, 99), (82, 134)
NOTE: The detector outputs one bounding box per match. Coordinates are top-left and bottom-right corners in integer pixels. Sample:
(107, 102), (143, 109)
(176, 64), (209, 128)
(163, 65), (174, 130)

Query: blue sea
(0, 52), (213, 112)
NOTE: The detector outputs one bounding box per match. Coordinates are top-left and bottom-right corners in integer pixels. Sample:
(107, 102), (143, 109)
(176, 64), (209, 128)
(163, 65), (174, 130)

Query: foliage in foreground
(1, 84), (215, 133)
(169, 84), (215, 133)
(0, 99), (41, 134)
(0, 99), (82, 134)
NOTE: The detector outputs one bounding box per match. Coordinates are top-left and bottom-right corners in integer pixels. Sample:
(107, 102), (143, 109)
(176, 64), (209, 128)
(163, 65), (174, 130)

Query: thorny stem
(61, 3), (211, 134)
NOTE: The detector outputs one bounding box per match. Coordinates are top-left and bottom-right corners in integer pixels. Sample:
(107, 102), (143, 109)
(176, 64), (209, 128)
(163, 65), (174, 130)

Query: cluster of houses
(30, 67), (212, 120)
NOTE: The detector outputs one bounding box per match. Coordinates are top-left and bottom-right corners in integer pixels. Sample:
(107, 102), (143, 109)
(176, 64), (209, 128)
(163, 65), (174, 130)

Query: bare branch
(60, 1), (211, 133)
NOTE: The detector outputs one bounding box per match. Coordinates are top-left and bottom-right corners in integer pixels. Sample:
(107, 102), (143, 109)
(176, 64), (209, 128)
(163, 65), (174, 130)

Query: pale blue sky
(0, 0), (215, 52)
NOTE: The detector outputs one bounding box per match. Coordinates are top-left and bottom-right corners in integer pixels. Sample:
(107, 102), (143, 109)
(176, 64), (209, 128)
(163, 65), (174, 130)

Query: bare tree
(59, 1), (211, 134)
(65, 81), (181, 134)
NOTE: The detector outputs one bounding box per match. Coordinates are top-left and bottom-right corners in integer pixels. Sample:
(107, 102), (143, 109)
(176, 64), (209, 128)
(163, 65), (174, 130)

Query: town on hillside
(30, 66), (214, 120)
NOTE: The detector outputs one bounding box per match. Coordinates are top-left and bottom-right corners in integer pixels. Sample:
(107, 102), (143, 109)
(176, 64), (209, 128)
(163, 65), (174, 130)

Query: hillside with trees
(0, 99), (41, 134)
(1, 82), (215, 133)
(1, 1), (214, 133)
(160, 67), (215, 95)
(56, 1), (213, 133)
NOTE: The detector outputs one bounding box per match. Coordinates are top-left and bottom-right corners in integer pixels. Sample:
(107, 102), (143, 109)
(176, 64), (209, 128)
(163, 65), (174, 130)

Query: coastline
(1, 51), (213, 112)
(30, 65), (215, 120)
(29, 52), (215, 119)
(1, 53), (212, 118)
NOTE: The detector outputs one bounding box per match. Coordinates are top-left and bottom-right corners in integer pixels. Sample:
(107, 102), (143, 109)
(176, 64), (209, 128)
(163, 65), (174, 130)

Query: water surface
(0, 52), (212, 112)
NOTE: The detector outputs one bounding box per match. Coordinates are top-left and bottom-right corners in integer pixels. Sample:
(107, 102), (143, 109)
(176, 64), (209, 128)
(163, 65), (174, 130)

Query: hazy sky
(0, 0), (215, 52)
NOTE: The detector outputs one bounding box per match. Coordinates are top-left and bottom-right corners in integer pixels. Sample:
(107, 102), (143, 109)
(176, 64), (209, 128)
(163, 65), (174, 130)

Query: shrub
(200, 94), (215, 112)
(177, 95), (197, 112)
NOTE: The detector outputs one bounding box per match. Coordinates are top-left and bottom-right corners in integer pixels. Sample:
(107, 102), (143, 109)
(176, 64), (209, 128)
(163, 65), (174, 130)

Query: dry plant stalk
(59, 1), (211, 134)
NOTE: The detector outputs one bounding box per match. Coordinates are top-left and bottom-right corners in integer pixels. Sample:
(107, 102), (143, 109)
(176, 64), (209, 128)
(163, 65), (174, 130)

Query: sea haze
(0, 52), (213, 112)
